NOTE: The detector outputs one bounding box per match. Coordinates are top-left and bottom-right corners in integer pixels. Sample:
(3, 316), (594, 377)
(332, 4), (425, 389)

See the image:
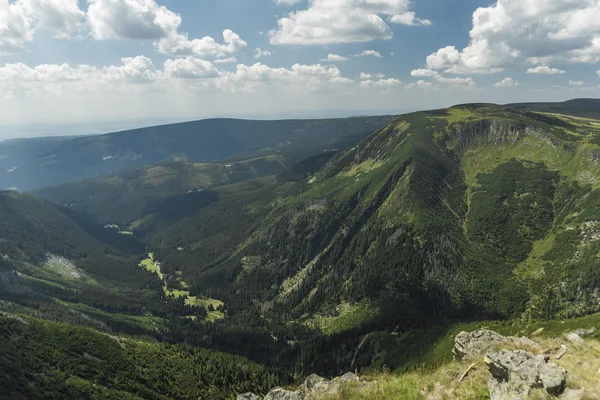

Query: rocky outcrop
(237, 373), (363, 400)
(453, 329), (543, 360)
(485, 350), (566, 399)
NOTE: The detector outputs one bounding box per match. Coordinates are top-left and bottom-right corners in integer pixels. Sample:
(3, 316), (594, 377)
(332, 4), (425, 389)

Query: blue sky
(0, 0), (599, 137)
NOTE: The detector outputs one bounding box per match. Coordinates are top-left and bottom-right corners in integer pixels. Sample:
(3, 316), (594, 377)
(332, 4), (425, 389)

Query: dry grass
(315, 336), (600, 400)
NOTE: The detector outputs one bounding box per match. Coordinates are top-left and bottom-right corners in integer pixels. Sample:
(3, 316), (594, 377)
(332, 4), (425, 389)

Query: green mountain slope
(1, 116), (394, 191)
(120, 105), (600, 335)
(34, 154), (288, 226)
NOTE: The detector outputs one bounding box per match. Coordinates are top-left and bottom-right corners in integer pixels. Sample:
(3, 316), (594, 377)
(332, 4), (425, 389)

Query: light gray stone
(561, 388), (586, 400)
(454, 330), (512, 360)
(237, 393), (262, 400)
(566, 333), (588, 347)
(264, 388), (304, 400)
(569, 327), (596, 337)
(485, 349), (566, 400)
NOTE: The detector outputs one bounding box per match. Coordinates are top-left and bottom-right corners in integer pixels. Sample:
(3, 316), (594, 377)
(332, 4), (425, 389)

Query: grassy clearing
(139, 253), (163, 280)
(308, 301), (379, 335)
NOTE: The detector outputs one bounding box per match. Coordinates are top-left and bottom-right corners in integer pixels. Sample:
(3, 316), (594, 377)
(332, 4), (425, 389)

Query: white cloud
(568, 80), (584, 86)
(0, 0), (32, 53)
(410, 68), (438, 77)
(274, 0), (301, 4)
(359, 78), (402, 89)
(21, 0), (85, 38)
(269, 0), (430, 45)
(526, 65), (566, 75)
(597, 70), (600, 77)
(410, 68), (475, 86)
(356, 50), (382, 58)
(405, 80), (434, 89)
(389, 11), (431, 26)
(214, 57), (237, 64)
(320, 53), (347, 62)
(360, 73), (372, 80)
(424, 0), (600, 74)
(156, 29), (247, 56)
(494, 77), (519, 88)
(254, 48), (273, 59)
(163, 57), (218, 79)
(87, 0), (180, 40)
(375, 73), (385, 79)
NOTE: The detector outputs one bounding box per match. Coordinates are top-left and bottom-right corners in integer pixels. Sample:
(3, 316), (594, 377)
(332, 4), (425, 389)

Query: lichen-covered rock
(302, 374), (330, 391)
(332, 372), (360, 385)
(264, 388), (304, 400)
(485, 349), (566, 400)
(237, 393), (262, 400)
(561, 388), (586, 400)
(570, 327), (596, 336)
(454, 330), (513, 359)
(566, 333), (589, 347)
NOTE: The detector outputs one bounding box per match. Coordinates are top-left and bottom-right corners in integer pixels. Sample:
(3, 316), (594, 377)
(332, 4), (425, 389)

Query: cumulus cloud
(568, 80), (584, 86)
(597, 70), (600, 77)
(356, 50), (382, 58)
(274, 0), (301, 4)
(410, 68), (475, 86)
(87, 0), (180, 40)
(269, 0), (431, 45)
(0, 58), (358, 100)
(526, 65), (566, 74)
(156, 29), (247, 56)
(405, 80), (433, 89)
(424, 0), (600, 74)
(360, 73), (372, 80)
(163, 57), (218, 79)
(22, 0), (85, 38)
(213, 57), (237, 64)
(359, 78), (402, 89)
(494, 77), (519, 87)
(0, 0), (32, 53)
(320, 53), (347, 62)
(254, 48), (272, 59)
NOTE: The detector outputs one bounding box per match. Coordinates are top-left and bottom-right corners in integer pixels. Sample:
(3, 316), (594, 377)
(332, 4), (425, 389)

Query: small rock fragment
(532, 328), (544, 336)
(264, 388), (304, 400)
(554, 345), (568, 360)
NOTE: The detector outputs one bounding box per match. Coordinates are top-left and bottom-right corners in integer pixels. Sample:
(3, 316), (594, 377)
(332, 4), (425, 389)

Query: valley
(2, 99), (600, 399)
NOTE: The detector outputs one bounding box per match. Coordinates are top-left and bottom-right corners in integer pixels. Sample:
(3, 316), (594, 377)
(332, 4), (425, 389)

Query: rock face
(485, 349), (566, 400)
(454, 330), (514, 359)
(238, 372), (363, 400)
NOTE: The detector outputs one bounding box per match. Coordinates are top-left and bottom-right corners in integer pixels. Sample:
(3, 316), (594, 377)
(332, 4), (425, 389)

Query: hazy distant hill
(507, 98), (600, 119)
(0, 116), (395, 191)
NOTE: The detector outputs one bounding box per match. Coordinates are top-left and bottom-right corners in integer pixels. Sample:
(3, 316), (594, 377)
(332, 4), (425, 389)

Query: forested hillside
(4, 102), (600, 398)
(0, 116), (394, 191)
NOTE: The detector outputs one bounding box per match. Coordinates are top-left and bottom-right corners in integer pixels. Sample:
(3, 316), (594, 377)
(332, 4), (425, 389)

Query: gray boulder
(264, 388), (304, 400)
(237, 393), (262, 400)
(566, 333), (589, 347)
(454, 330), (513, 359)
(561, 388), (586, 400)
(485, 350), (566, 400)
(302, 374), (330, 391)
(569, 327), (596, 337)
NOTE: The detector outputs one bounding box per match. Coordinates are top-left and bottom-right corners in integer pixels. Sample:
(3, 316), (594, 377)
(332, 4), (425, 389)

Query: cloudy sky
(1, 0), (600, 136)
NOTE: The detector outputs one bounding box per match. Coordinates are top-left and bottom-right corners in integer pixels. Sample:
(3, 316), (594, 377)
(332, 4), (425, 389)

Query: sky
(1, 0), (600, 137)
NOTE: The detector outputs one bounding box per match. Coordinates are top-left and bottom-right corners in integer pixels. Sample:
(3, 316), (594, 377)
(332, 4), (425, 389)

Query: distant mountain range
(0, 116), (395, 191)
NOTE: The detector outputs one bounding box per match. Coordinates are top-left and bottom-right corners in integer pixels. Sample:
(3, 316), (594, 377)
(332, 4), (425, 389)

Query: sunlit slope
(136, 104), (600, 332)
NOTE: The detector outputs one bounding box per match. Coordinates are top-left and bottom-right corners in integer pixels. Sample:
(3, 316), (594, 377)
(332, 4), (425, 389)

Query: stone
(454, 330), (512, 360)
(485, 349), (566, 400)
(566, 333), (588, 347)
(302, 374), (330, 391)
(561, 388), (586, 400)
(519, 336), (542, 350)
(237, 393), (262, 400)
(335, 372), (360, 384)
(264, 388), (304, 400)
(532, 328), (544, 336)
(569, 327), (596, 337)
(554, 345), (568, 360)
